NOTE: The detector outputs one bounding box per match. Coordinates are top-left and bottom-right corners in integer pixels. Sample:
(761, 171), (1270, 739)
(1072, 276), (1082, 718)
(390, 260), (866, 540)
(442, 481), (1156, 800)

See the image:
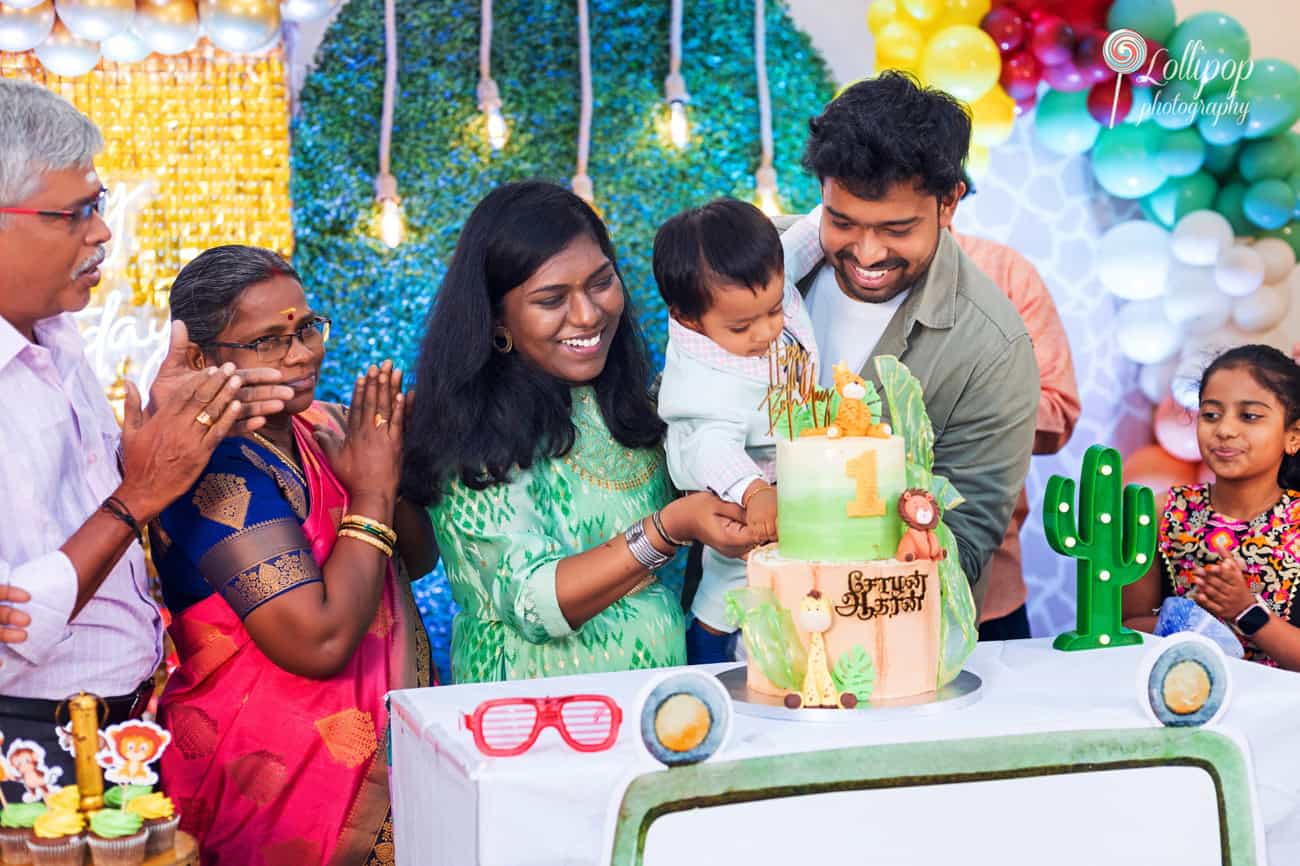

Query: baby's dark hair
(652, 197), (784, 320)
(1200, 344), (1300, 489)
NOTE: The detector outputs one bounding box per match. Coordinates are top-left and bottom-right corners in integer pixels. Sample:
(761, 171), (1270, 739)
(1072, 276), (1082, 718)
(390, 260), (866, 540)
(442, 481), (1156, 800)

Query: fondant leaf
(934, 519), (977, 688)
(929, 474), (965, 513)
(830, 645), (877, 704)
(724, 587), (807, 691)
(875, 355), (934, 470)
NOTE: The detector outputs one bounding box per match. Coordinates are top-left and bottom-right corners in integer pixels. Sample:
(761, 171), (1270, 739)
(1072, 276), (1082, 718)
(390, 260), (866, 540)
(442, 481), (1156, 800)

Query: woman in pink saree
(151, 246), (436, 865)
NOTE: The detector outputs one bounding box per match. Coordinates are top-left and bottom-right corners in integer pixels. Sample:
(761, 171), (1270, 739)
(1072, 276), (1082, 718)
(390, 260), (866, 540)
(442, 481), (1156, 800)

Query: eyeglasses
(0, 187), (108, 225)
(461, 695), (622, 757)
(208, 315), (331, 364)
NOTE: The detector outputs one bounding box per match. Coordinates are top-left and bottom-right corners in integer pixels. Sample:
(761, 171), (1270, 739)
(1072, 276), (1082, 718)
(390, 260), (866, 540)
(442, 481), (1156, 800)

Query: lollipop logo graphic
(1102, 28), (1148, 127)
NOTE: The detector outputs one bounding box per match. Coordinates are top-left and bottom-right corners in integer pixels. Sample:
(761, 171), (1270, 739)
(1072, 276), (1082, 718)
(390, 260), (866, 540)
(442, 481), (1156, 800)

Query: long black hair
(401, 181), (665, 505)
(1200, 344), (1300, 490)
(169, 245), (302, 345)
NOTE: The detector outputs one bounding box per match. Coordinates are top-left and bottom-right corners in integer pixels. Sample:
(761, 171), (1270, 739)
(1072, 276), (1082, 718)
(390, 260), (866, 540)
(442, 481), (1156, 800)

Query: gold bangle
(339, 519), (398, 548)
(338, 528), (393, 558)
(741, 482), (773, 510)
(340, 514), (397, 545)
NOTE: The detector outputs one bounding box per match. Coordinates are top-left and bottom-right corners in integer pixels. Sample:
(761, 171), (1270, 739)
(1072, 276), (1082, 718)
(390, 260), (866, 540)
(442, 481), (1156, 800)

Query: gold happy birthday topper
(761, 342), (837, 438)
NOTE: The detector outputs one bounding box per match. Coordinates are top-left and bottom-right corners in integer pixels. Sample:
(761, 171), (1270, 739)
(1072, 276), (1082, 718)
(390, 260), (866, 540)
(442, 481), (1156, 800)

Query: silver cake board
(717, 666), (982, 723)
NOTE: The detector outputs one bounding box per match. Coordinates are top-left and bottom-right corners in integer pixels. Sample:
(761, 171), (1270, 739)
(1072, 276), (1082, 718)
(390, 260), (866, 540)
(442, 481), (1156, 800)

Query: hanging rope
(478, 0), (507, 149)
(375, 0), (403, 246)
(753, 0), (779, 213)
(572, 0), (594, 203)
(664, 0), (689, 148)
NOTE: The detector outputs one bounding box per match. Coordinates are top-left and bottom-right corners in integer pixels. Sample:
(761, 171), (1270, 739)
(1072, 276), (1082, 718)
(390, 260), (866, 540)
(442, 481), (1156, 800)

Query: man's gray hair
(0, 79), (103, 224)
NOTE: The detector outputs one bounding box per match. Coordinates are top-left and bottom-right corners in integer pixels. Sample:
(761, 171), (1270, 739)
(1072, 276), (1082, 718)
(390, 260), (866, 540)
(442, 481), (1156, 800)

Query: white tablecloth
(389, 638), (1300, 866)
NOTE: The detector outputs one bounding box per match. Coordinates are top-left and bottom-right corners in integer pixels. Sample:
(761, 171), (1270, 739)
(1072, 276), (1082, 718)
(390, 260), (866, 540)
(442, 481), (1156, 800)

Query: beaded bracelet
(101, 496), (143, 545)
(338, 528), (394, 558)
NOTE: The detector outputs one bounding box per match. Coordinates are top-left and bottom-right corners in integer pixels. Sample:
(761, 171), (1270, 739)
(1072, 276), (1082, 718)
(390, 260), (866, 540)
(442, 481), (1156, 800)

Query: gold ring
(374, 413), (389, 428)
(196, 410), (214, 427)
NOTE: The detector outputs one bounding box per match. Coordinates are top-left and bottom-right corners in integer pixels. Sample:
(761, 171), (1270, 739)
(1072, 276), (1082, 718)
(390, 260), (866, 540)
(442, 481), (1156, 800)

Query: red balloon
(1073, 27), (1116, 85)
(1131, 38), (1167, 88)
(1042, 58), (1089, 93)
(982, 7), (1027, 54)
(1030, 16), (1074, 67)
(1000, 49), (1043, 100)
(1087, 77), (1134, 124)
(1062, 0), (1109, 28)
(1015, 94), (1039, 115)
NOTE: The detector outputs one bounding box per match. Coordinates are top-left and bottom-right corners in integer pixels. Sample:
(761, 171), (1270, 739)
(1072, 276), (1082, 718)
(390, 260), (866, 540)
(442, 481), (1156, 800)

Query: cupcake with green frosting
(25, 808), (85, 866)
(0, 800), (48, 864)
(86, 809), (146, 866)
(101, 786), (152, 810)
(124, 793), (178, 856)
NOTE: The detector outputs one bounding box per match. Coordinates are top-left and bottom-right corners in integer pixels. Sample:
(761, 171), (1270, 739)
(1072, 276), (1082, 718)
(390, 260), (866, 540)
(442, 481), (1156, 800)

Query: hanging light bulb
(478, 77), (508, 151)
(375, 173), (405, 249)
(664, 71), (690, 150)
(755, 165), (781, 216)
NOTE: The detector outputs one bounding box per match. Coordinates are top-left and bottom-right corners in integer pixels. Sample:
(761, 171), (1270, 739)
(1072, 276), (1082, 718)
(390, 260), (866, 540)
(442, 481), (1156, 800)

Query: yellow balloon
(875, 19), (925, 73)
(901, 0), (944, 27)
(940, 0), (991, 28)
(966, 143), (991, 180)
(968, 85), (1015, 147)
(920, 25), (1000, 101)
(866, 0), (899, 36)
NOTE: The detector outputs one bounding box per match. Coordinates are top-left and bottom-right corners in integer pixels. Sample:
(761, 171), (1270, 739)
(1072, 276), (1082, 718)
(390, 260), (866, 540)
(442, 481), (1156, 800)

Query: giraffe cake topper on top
(728, 354), (979, 710)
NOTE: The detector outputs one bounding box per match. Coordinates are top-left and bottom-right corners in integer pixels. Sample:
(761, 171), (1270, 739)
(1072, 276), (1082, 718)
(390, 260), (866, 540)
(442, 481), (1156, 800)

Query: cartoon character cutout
(6, 740), (63, 804)
(100, 721), (171, 786)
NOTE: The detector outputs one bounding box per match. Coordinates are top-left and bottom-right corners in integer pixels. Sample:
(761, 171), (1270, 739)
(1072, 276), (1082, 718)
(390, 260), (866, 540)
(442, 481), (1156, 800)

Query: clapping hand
(313, 361), (405, 514)
(1190, 537), (1257, 622)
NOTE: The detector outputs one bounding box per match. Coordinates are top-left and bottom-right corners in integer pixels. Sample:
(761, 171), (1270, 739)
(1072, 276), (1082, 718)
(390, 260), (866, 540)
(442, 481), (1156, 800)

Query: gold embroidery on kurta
(193, 473), (252, 530)
(240, 444), (308, 520)
(315, 708), (378, 768)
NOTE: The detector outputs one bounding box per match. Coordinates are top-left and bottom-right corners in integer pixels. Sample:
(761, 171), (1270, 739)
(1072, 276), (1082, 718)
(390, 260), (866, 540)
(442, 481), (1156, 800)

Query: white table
(390, 638), (1300, 866)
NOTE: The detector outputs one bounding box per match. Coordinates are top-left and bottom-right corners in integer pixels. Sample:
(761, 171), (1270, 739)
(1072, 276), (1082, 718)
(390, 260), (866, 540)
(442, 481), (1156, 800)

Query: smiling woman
(402, 181), (757, 684)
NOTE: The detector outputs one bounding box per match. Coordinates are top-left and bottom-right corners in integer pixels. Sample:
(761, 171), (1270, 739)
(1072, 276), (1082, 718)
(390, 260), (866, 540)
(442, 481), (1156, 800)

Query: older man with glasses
(0, 79), (293, 802)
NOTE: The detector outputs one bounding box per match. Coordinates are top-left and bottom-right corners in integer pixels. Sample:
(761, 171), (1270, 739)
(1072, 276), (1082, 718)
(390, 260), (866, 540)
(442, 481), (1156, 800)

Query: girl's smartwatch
(1233, 597), (1272, 637)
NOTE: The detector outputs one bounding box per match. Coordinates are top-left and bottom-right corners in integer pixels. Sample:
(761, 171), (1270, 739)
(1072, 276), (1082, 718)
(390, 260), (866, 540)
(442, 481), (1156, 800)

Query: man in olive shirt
(789, 72), (1040, 593)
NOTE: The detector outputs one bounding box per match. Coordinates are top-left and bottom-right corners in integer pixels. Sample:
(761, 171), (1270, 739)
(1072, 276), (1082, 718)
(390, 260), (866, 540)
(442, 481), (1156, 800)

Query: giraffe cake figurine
(727, 352), (977, 708)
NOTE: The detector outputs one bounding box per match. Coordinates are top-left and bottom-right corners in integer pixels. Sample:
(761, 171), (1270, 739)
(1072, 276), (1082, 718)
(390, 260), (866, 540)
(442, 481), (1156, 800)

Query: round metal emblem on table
(716, 666), (983, 723)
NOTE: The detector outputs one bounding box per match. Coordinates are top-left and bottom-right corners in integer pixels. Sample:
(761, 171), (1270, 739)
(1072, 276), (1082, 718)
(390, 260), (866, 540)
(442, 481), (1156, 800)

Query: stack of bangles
(624, 510), (684, 572)
(338, 514), (398, 558)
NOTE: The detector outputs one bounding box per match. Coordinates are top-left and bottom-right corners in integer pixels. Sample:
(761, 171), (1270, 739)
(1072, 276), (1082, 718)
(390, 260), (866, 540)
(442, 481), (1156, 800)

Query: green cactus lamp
(1043, 444), (1157, 651)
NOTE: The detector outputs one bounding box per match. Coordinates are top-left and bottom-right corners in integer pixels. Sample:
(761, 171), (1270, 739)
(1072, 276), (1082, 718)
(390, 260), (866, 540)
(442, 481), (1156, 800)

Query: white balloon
(0, 0), (53, 51)
(1098, 220), (1171, 300)
(280, 0), (335, 22)
(1164, 263), (1231, 335)
(1232, 281), (1291, 333)
(1138, 357), (1180, 405)
(134, 0), (199, 56)
(55, 0), (134, 41)
(1214, 245), (1267, 298)
(34, 19), (100, 77)
(1117, 299), (1182, 365)
(100, 25), (149, 62)
(1171, 210), (1235, 267)
(1252, 238), (1298, 284)
(1172, 328), (1252, 409)
(1, 0), (48, 9)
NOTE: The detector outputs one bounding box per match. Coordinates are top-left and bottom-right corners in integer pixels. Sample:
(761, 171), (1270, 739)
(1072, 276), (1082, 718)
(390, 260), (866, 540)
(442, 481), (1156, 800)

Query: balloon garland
(872, 0), (1300, 488)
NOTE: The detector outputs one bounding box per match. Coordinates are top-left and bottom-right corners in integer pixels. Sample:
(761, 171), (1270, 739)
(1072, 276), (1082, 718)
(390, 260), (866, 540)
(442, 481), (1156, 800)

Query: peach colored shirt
(953, 232), (1081, 622)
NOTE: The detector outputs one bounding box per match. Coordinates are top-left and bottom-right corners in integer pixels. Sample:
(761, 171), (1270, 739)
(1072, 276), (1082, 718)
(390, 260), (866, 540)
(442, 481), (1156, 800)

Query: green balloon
(1107, 0), (1177, 44)
(1197, 93), (1249, 146)
(1240, 59), (1300, 139)
(1125, 85), (1155, 126)
(1215, 181), (1254, 235)
(1139, 194), (1172, 228)
(1238, 136), (1297, 181)
(1261, 222), (1300, 258)
(1155, 128), (1206, 177)
(1203, 140), (1241, 176)
(1243, 178), (1296, 230)
(1092, 124), (1169, 199)
(1146, 171), (1219, 225)
(1153, 80), (1201, 131)
(1034, 89), (1101, 156)
(1289, 172), (1300, 218)
(1166, 13), (1251, 97)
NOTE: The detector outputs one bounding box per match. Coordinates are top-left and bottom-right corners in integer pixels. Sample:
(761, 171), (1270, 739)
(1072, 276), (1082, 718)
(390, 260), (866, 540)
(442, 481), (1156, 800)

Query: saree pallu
(157, 404), (431, 866)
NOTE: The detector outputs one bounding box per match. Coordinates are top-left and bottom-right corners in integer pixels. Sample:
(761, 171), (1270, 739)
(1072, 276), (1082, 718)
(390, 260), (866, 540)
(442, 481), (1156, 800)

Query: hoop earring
(492, 325), (513, 354)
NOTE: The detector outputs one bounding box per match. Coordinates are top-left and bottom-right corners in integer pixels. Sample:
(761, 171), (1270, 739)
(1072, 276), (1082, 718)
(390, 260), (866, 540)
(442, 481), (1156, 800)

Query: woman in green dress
(402, 181), (754, 683)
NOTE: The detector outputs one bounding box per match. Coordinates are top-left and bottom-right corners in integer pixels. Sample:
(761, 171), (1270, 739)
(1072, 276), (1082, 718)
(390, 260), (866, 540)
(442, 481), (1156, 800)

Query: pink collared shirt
(0, 312), (161, 699)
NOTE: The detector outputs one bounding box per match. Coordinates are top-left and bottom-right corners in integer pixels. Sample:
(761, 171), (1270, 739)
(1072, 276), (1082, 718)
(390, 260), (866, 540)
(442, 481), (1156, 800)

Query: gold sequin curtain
(0, 45), (293, 309)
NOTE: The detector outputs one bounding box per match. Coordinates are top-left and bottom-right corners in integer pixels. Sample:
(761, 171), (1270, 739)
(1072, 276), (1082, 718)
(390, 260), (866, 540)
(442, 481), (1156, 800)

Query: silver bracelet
(625, 519), (671, 571)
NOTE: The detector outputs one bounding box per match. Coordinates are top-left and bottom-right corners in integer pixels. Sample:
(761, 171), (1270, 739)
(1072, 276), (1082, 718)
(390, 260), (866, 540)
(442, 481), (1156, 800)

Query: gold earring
(492, 325), (513, 354)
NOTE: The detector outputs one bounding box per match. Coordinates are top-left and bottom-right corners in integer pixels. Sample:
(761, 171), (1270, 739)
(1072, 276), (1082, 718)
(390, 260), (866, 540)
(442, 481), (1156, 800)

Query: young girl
(1125, 344), (1300, 670)
(654, 198), (820, 664)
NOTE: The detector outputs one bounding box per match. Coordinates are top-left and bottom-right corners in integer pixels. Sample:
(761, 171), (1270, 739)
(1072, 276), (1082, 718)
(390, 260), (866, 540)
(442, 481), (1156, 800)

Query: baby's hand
(742, 481), (778, 543)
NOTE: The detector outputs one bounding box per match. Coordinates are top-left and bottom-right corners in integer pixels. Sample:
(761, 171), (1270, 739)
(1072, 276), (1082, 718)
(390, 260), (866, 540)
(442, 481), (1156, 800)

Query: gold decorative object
(66, 692), (106, 811)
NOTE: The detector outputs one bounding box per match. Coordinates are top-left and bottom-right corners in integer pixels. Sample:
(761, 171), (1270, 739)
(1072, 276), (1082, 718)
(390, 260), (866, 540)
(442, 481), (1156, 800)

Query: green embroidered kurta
(430, 387), (686, 683)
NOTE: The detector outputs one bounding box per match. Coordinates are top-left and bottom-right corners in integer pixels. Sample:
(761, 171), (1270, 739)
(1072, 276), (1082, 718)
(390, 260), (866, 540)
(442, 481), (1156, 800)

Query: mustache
(72, 247), (106, 279)
(838, 251), (907, 271)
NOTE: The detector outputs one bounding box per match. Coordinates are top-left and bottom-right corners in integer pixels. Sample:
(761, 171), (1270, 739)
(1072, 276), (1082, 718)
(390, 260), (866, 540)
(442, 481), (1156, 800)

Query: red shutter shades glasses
(462, 695), (622, 757)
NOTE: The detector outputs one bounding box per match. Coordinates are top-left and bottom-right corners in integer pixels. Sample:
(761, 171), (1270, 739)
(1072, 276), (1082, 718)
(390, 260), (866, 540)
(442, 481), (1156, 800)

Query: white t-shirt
(805, 264), (909, 386)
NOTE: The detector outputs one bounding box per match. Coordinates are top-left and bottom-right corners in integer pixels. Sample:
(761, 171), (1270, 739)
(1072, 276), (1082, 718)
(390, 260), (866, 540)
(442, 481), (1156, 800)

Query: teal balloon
(1033, 89), (1101, 156)
(1091, 124), (1169, 198)
(1146, 171), (1218, 225)
(1139, 194), (1172, 229)
(1238, 136), (1296, 182)
(1239, 59), (1300, 139)
(1243, 178), (1296, 230)
(1197, 93), (1248, 146)
(1125, 85), (1155, 126)
(1107, 0), (1176, 44)
(1153, 80), (1201, 130)
(1155, 128), (1206, 177)
(1203, 140), (1241, 176)
(1166, 13), (1251, 97)
(1261, 222), (1300, 258)
(1289, 173), (1300, 217)
(1215, 182), (1253, 235)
